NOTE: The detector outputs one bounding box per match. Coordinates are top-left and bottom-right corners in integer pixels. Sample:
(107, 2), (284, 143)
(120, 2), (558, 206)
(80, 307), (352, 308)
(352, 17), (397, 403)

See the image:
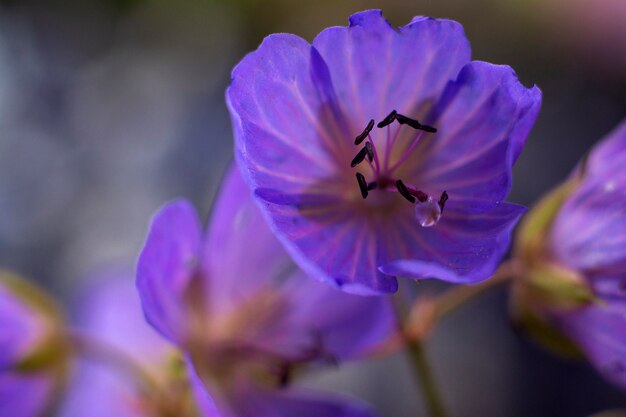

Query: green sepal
(511, 300), (583, 358)
(524, 262), (596, 309)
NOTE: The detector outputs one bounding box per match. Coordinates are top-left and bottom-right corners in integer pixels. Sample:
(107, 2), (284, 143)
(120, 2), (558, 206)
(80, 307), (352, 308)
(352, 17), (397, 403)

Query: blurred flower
(227, 9), (541, 294)
(136, 166), (394, 417)
(0, 270), (70, 417)
(59, 273), (202, 417)
(512, 120), (626, 390)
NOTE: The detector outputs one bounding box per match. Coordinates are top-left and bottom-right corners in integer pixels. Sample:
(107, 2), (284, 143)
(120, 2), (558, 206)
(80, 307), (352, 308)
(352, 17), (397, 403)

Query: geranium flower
(227, 9), (541, 294)
(59, 274), (199, 417)
(512, 120), (626, 390)
(0, 271), (70, 417)
(136, 166), (394, 417)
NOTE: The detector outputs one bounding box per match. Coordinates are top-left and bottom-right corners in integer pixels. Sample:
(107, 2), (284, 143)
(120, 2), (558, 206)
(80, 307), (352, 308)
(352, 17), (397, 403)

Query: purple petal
(0, 372), (56, 417)
(227, 33), (352, 202)
(185, 356), (225, 417)
(555, 298), (626, 391)
(313, 10), (471, 125)
(74, 274), (171, 370)
(254, 200), (398, 294)
(57, 361), (147, 417)
(201, 166), (292, 313)
(406, 61), (541, 212)
(136, 199), (202, 344)
(551, 121), (626, 275)
(380, 202), (526, 283)
(282, 273), (396, 360)
(584, 120), (626, 177)
(230, 385), (379, 417)
(60, 276), (173, 417)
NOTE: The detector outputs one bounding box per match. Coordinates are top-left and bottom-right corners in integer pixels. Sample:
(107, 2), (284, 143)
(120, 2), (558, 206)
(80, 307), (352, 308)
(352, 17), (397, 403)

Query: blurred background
(0, 0), (624, 416)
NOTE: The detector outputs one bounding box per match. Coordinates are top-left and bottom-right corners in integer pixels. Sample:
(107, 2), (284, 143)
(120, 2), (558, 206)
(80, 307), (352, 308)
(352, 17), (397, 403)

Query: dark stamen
(356, 173), (368, 199)
(355, 119), (375, 145)
(395, 180), (416, 203)
(377, 110), (397, 128)
(365, 141), (374, 162)
(350, 147), (369, 167)
(419, 124), (437, 133)
(438, 191), (449, 212)
(367, 181), (378, 191)
(396, 113), (437, 133)
(411, 190), (429, 203)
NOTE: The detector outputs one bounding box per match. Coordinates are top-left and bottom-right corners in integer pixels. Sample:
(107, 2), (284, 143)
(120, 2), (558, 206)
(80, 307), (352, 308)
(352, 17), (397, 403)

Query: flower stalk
(405, 338), (448, 417)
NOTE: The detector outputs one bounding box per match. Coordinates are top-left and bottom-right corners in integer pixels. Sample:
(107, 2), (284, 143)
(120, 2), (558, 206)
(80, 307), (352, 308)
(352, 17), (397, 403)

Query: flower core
(350, 110), (448, 227)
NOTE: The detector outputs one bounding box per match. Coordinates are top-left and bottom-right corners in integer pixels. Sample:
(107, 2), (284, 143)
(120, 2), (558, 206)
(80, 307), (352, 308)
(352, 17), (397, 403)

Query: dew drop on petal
(414, 197), (442, 228)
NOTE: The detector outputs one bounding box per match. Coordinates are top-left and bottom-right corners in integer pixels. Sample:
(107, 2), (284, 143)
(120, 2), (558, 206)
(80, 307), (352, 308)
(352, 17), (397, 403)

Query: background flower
(58, 271), (198, 417)
(136, 166), (394, 416)
(227, 10), (540, 294)
(513, 120), (626, 391)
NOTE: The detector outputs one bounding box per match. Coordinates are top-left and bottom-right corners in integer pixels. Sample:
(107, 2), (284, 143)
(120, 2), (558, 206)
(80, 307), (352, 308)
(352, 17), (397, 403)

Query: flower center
(349, 110), (448, 227)
(200, 291), (335, 390)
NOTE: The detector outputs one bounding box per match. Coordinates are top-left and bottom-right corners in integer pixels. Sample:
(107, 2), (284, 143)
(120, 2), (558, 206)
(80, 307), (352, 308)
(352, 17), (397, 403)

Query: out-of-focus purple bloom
(59, 274), (192, 417)
(136, 166), (395, 417)
(0, 271), (70, 417)
(227, 10), (541, 294)
(513, 120), (626, 390)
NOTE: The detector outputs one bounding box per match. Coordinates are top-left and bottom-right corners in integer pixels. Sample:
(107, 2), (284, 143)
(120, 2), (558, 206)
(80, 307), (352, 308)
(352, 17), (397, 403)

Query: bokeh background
(0, 0), (624, 416)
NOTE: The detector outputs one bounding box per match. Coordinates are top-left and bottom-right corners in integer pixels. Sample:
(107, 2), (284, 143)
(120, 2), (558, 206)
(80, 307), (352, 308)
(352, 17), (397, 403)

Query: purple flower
(0, 271), (69, 417)
(59, 274), (177, 417)
(226, 10), (541, 294)
(513, 121), (626, 390)
(136, 166), (394, 417)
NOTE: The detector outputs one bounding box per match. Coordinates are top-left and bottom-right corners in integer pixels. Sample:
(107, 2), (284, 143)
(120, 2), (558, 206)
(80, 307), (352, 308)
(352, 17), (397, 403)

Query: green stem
(405, 338), (448, 417)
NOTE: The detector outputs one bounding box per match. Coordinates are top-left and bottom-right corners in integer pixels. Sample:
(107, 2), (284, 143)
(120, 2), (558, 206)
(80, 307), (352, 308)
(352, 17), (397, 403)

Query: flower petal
(60, 276), (173, 417)
(551, 122), (626, 275)
(227, 33), (351, 201)
(201, 166), (292, 313)
(136, 199), (202, 344)
(186, 357), (225, 417)
(584, 120), (626, 177)
(253, 200), (398, 294)
(281, 273), (396, 360)
(408, 61), (541, 212)
(313, 10), (471, 125)
(380, 202), (526, 283)
(0, 372), (57, 417)
(74, 274), (171, 370)
(57, 361), (146, 417)
(556, 299), (626, 391)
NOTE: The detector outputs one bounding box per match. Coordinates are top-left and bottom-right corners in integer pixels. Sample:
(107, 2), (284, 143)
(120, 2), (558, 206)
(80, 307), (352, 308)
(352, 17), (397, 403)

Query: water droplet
(414, 197), (441, 227)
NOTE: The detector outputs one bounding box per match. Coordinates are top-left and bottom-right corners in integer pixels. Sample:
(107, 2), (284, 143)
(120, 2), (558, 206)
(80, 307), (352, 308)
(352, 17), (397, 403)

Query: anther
(396, 113), (437, 133)
(367, 181), (378, 191)
(412, 190), (429, 203)
(365, 141), (374, 162)
(350, 147), (369, 167)
(395, 180), (416, 203)
(356, 173), (369, 199)
(419, 124), (437, 133)
(377, 110), (397, 128)
(438, 191), (449, 212)
(355, 119), (375, 145)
